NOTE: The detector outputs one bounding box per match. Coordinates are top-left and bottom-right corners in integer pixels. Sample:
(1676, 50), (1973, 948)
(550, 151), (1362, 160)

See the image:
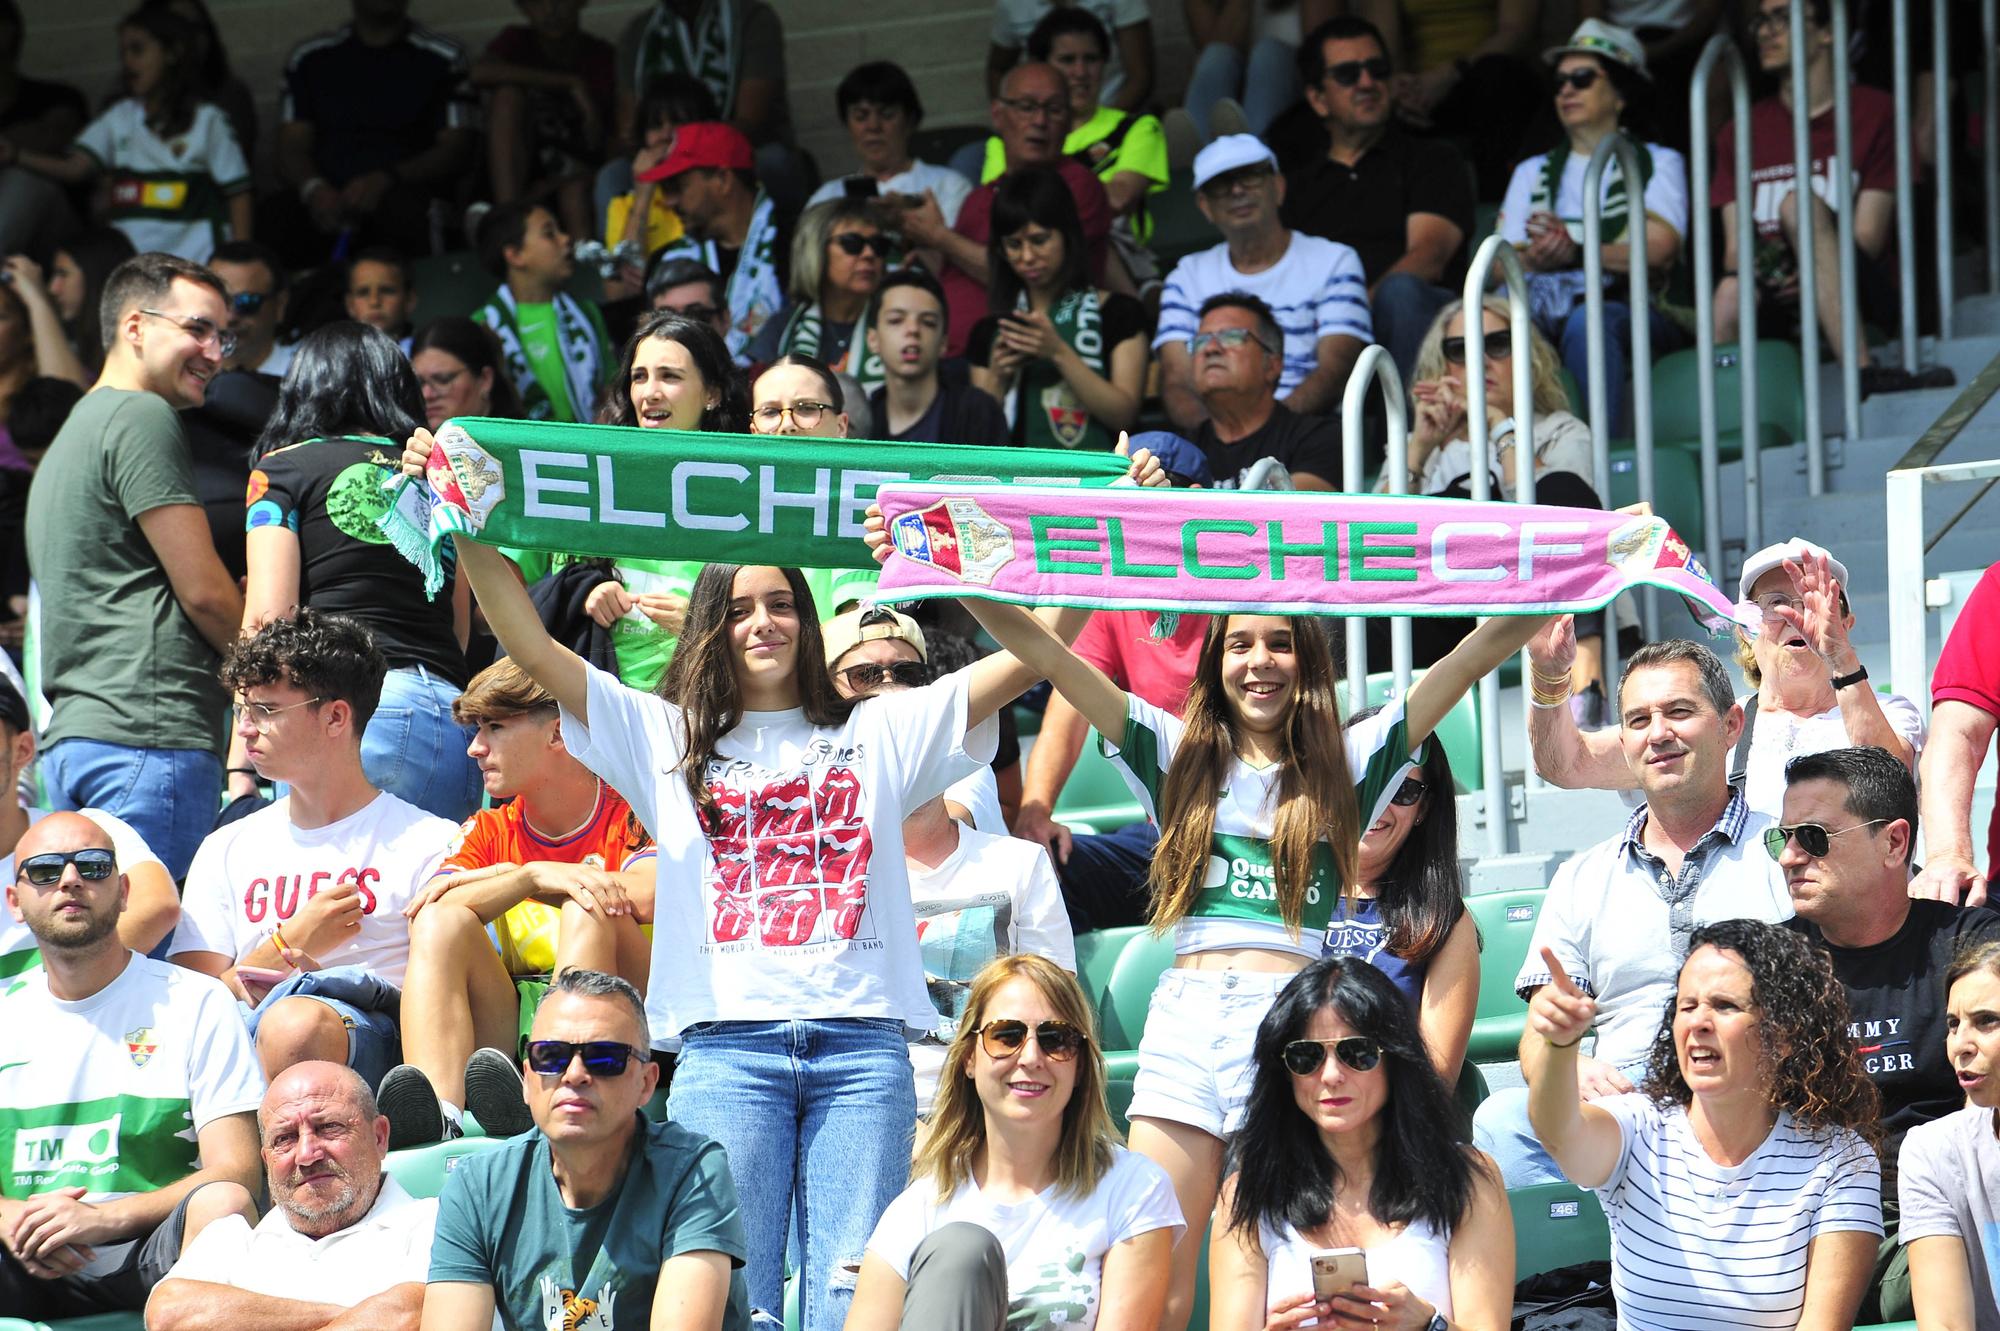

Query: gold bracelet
(1530, 667), (1574, 688)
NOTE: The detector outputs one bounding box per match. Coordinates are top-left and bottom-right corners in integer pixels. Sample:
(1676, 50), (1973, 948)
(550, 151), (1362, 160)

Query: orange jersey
(439, 784), (650, 975)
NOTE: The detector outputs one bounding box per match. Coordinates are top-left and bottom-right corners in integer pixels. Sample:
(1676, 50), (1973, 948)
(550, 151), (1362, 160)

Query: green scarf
(633, 0), (738, 118)
(1532, 138), (1654, 244)
(778, 302), (885, 394)
(475, 289), (612, 423)
(657, 190), (782, 361)
(1007, 288), (1109, 451)
(378, 418), (1131, 596)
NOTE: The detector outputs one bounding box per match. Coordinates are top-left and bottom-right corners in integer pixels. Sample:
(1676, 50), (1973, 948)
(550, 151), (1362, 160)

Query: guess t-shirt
(175, 793), (456, 986)
(559, 662), (995, 1041)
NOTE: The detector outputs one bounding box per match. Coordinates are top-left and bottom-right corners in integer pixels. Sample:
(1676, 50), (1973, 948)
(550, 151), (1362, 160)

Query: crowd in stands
(0, 0), (1997, 1328)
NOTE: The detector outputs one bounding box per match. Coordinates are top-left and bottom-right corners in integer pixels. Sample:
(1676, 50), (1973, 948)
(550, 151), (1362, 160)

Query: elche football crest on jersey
(125, 1028), (157, 1067)
(1040, 386), (1089, 447)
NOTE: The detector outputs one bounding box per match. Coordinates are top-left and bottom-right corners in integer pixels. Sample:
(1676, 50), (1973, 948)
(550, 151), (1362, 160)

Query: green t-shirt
(430, 1116), (753, 1331)
(598, 557), (704, 693)
(515, 302), (581, 424)
(981, 106), (1170, 194)
(25, 387), (225, 752)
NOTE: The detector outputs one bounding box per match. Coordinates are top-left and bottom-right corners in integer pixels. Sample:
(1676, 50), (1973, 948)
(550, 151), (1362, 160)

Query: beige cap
(823, 606), (927, 669)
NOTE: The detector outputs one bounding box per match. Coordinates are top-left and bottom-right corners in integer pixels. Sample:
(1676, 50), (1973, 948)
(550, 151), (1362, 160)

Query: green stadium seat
(1648, 340), (1805, 462)
(1508, 1182), (1610, 1281)
(409, 251), (497, 323)
(516, 977), (550, 1059)
(1150, 169), (1213, 274)
(1454, 1058), (1490, 1135)
(1361, 669), (1482, 795)
(1076, 925), (1174, 1130)
(1464, 888), (1546, 1063)
(1559, 367), (1585, 416)
(42, 1319), (141, 1331)
(1605, 440), (1704, 552)
(910, 124), (989, 168)
(1052, 730), (1145, 834)
(384, 1134), (509, 1199)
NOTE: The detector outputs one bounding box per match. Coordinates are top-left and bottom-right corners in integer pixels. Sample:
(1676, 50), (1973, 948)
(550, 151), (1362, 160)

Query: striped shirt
(1596, 1094), (1882, 1329)
(1153, 234), (1372, 396)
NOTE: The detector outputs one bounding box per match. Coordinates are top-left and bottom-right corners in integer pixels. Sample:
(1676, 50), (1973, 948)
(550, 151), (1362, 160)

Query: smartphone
(1309, 1248), (1368, 1302)
(236, 965), (289, 987)
(843, 176), (881, 201)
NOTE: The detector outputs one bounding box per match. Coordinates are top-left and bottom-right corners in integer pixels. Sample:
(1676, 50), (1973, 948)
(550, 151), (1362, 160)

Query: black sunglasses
(833, 232), (892, 257)
(229, 290), (269, 316)
(1440, 335), (1513, 366)
(1325, 57), (1392, 87)
(1389, 777), (1427, 807)
(1553, 68), (1602, 93)
(1281, 1036), (1383, 1076)
(837, 660), (931, 692)
(18, 848), (117, 887)
(1762, 819), (1889, 861)
(977, 1018), (1087, 1062)
(524, 1039), (648, 1076)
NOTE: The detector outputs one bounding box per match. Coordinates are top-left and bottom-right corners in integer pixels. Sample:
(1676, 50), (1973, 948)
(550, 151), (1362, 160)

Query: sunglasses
(1553, 68), (1602, 93)
(18, 848), (117, 887)
(1762, 819), (1890, 860)
(977, 1018), (1087, 1062)
(229, 290), (269, 316)
(1281, 1036), (1383, 1077)
(1189, 327), (1272, 356)
(1389, 777), (1427, 807)
(837, 660), (930, 692)
(1325, 57), (1392, 87)
(832, 232), (892, 257)
(524, 1039), (648, 1076)
(1440, 335), (1513, 366)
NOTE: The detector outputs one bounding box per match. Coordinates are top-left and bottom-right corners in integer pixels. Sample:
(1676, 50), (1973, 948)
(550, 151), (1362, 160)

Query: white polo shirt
(163, 1175), (437, 1306)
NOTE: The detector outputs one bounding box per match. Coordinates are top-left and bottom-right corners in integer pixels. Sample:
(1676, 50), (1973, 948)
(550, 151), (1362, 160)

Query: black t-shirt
(1789, 899), (2000, 1186)
(1282, 126), (1476, 288)
(281, 23), (474, 188)
(1193, 402), (1343, 491)
(867, 382), (1011, 447)
(249, 435), (468, 684)
(966, 293), (1145, 446)
(0, 76), (86, 143)
(185, 370), (279, 582)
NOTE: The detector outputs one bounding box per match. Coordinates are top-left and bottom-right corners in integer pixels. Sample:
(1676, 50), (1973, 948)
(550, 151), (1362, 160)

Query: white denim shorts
(1126, 967), (1296, 1139)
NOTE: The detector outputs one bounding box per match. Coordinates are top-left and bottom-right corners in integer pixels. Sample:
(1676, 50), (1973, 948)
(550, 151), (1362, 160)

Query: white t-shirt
(946, 766), (1007, 837)
(1736, 691), (1928, 820)
(1498, 141), (1690, 248)
(908, 825), (1075, 1105)
(0, 807), (164, 977)
(73, 99), (250, 263)
(1155, 235), (1372, 397)
(1259, 1215), (1452, 1320)
(165, 1175), (438, 1304)
(1419, 410), (1600, 501)
(867, 1145), (1183, 1331)
(0, 955), (264, 1201)
(806, 160), (975, 227)
(1596, 1094), (1881, 1330)
(990, 0), (1152, 103)
(1898, 1105), (2000, 1328)
(175, 793), (455, 987)
(560, 661), (997, 1042)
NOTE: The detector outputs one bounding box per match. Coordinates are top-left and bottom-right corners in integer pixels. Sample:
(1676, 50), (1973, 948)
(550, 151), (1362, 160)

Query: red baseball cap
(637, 121), (755, 183)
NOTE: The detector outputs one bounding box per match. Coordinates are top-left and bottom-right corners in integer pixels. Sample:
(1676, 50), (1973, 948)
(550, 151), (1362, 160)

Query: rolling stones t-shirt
(560, 662), (995, 1043)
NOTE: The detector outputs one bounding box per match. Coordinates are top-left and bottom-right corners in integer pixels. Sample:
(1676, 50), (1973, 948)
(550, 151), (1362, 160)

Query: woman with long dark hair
(163, 0), (256, 158)
(939, 594), (1544, 1327)
(409, 317), (525, 429)
(1528, 918), (1884, 1328)
(1210, 957), (1513, 1330)
(41, 226), (136, 382)
(848, 954), (1180, 1331)
(1327, 707), (1477, 1086)
(232, 321), (477, 820)
(968, 166), (1145, 450)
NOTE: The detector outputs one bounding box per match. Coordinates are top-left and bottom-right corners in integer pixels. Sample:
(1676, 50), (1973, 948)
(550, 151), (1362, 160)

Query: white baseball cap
(1192, 134), (1279, 192)
(1737, 538), (1850, 601)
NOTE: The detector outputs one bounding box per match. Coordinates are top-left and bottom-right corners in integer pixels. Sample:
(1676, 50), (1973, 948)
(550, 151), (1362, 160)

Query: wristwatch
(1427, 1314), (1450, 1331)
(1829, 663), (1869, 689)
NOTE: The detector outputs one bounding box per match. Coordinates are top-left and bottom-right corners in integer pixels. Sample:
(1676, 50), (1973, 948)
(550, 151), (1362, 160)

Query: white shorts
(1125, 967), (1295, 1139)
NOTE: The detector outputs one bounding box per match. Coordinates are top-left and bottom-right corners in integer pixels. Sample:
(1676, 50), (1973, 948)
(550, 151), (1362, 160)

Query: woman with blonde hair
(847, 954), (1182, 1331)
(749, 197), (890, 393)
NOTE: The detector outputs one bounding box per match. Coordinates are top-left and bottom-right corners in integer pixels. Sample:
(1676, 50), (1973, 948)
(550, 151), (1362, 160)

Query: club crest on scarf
(890, 498), (1015, 587)
(427, 425), (507, 531)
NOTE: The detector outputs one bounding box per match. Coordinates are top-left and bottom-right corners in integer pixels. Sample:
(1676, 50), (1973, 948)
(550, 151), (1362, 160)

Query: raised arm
(1406, 613), (1553, 749)
(960, 599), (1128, 740)
(1525, 616), (1634, 790)
(1521, 948), (1624, 1188)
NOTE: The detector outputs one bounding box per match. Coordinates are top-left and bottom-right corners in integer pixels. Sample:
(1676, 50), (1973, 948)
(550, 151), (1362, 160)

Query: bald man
(147, 1061), (436, 1331)
(0, 813), (263, 1319)
(900, 61), (1114, 355)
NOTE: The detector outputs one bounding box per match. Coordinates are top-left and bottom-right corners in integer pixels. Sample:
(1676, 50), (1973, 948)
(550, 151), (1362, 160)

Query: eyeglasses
(1553, 68), (1602, 93)
(232, 696), (323, 732)
(418, 367), (467, 392)
(139, 309), (236, 358)
(1324, 57), (1392, 87)
(977, 1018), (1087, 1062)
(998, 96), (1068, 119)
(18, 849), (116, 887)
(524, 1039), (648, 1076)
(1281, 1036), (1383, 1076)
(750, 401), (833, 432)
(837, 660), (931, 693)
(1440, 335), (1514, 366)
(1748, 7), (1796, 33)
(1189, 327), (1273, 356)
(1749, 591), (1804, 620)
(1763, 819), (1889, 860)
(1199, 167), (1274, 200)
(228, 290), (269, 316)
(1389, 777), (1427, 807)
(832, 232), (892, 257)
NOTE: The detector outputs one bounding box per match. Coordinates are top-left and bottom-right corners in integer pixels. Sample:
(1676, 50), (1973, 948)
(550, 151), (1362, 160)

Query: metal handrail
(1463, 235), (1535, 855)
(1935, 0), (1955, 339)
(1582, 128), (1656, 640)
(1986, 0), (1999, 294)
(1689, 35), (1761, 567)
(1893, 0), (1920, 373)
(1340, 344), (1413, 715)
(1789, 0), (1827, 492)
(1831, 0), (1862, 441)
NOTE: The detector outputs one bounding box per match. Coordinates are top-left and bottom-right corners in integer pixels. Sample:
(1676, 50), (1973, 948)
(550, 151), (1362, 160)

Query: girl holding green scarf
(1495, 20), (1688, 437)
(968, 166), (1146, 451)
(748, 198), (889, 394)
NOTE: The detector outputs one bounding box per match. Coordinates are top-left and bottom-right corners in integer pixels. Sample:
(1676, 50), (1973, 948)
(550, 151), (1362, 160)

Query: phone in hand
(843, 176), (881, 201)
(236, 965), (289, 987)
(1310, 1248), (1368, 1303)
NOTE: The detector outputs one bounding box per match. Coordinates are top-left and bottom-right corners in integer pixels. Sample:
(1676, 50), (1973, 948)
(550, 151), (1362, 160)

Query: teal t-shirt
(429, 1116), (754, 1331)
(515, 301), (580, 424)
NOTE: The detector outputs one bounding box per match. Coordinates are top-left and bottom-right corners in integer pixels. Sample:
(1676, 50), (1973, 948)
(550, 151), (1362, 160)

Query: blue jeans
(1552, 301), (1682, 439)
(362, 666), (479, 823)
(669, 1019), (917, 1331)
(1372, 273), (1459, 388)
(1184, 38), (1302, 138)
(246, 965), (403, 1089)
(41, 739), (221, 883)
(1472, 1064), (1647, 1188)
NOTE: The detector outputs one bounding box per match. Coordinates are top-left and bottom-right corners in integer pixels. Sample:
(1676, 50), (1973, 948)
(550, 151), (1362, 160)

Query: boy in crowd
(865, 269), (1009, 445)
(345, 247), (418, 349)
(473, 200), (613, 422)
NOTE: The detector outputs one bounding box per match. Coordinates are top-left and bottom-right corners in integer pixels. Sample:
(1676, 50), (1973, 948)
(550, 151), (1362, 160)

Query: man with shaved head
(899, 60), (1114, 355)
(0, 813), (264, 1318)
(146, 1060), (435, 1331)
